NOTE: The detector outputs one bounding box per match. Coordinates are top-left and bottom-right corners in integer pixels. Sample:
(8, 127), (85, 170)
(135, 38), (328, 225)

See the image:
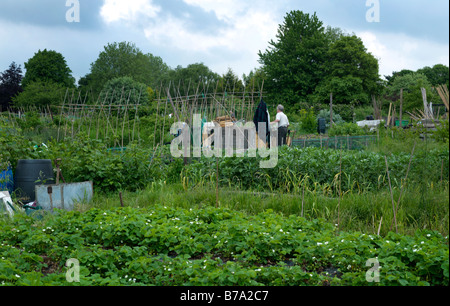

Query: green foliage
(432, 120), (449, 143)
(21, 49), (75, 88)
(317, 109), (344, 129)
(385, 69), (415, 87)
(353, 106), (376, 122)
(12, 80), (66, 107)
(417, 64), (449, 87)
(328, 123), (367, 137)
(384, 72), (437, 112)
(167, 63), (220, 96)
(299, 109), (318, 134)
(312, 76), (368, 106)
(218, 68), (244, 93)
(312, 36), (381, 105)
(258, 11), (329, 106)
(243, 68), (266, 92)
(259, 11), (380, 108)
(87, 42), (170, 95)
(100, 77), (150, 105)
(180, 146), (449, 194)
(0, 62), (23, 110)
(0, 121), (42, 171)
(35, 134), (164, 193)
(0, 206), (448, 286)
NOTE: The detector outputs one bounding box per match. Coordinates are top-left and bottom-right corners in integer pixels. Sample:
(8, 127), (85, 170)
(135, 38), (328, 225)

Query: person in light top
(271, 104), (290, 146)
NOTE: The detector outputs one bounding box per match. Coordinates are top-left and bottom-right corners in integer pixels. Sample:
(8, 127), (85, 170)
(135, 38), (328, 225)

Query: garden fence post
(384, 156), (398, 234)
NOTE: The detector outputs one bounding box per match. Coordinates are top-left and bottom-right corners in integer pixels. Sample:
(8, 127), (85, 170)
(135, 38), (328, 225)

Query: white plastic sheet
(0, 191), (15, 217)
(357, 120), (382, 131)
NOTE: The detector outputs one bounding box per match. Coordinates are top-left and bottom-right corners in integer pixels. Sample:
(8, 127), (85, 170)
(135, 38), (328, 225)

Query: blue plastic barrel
(0, 167), (14, 194)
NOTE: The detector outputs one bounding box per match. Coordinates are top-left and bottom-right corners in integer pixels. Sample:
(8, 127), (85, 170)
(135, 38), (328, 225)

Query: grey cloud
(136, 0), (230, 36)
(0, 0), (103, 30)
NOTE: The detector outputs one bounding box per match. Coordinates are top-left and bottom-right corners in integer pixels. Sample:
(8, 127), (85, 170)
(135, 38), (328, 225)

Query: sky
(0, 0), (448, 84)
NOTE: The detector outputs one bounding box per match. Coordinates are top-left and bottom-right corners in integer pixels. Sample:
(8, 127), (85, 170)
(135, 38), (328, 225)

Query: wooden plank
(399, 89), (403, 127)
(387, 103), (393, 127)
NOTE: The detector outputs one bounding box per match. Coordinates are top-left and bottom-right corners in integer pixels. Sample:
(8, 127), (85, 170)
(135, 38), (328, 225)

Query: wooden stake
(57, 88), (69, 141)
(387, 103), (392, 127)
(301, 180), (305, 218)
(337, 150), (342, 233)
(330, 93), (334, 127)
(121, 90), (132, 149)
(167, 86), (180, 122)
(399, 89), (403, 128)
(119, 192), (124, 208)
(153, 83), (162, 148)
(216, 157), (219, 208)
(390, 142), (416, 231)
(377, 216), (383, 236)
(96, 91), (109, 140)
(385, 156), (398, 233)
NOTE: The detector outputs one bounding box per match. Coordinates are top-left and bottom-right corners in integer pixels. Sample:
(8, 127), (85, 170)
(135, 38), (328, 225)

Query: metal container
(36, 181), (94, 212)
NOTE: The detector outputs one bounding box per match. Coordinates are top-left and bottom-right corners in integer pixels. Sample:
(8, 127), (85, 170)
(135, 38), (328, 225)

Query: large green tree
(258, 11), (380, 108)
(417, 64), (449, 87)
(385, 69), (415, 87)
(217, 68), (244, 93)
(243, 67), (266, 92)
(311, 35), (381, 105)
(384, 72), (437, 111)
(258, 11), (329, 106)
(0, 62), (23, 110)
(386, 64), (449, 88)
(22, 49), (75, 88)
(87, 42), (170, 95)
(165, 63), (220, 96)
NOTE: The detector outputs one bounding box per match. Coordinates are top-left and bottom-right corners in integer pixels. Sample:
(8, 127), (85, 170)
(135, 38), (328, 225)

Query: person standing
(253, 99), (270, 147)
(272, 105), (290, 146)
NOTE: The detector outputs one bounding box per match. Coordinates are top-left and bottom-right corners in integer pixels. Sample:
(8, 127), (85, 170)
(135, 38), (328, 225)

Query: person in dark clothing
(253, 99), (270, 145)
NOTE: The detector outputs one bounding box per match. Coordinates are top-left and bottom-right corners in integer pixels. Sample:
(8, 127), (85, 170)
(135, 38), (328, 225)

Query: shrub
(12, 80), (66, 107)
(328, 122), (367, 137)
(432, 120), (449, 143)
(100, 77), (150, 106)
(299, 109), (317, 134)
(317, 109), (345, 129)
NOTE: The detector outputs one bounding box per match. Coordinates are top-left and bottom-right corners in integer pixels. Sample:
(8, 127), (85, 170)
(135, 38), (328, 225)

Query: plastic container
(318, 118), (326, 135)
(14, 160), (55, 202)
(0, 167), (13, 194)
(395, 120), (409, 128)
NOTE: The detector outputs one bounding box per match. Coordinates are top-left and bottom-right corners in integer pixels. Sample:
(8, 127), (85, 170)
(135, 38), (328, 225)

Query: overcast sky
(0, 0), (448, 84)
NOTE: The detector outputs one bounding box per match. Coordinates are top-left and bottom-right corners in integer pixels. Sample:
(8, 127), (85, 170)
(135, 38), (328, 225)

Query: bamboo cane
(385, 156), (398, 233)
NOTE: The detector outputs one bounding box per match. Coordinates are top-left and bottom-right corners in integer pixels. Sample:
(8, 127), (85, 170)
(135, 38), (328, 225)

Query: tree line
(0, 10), (448, 114)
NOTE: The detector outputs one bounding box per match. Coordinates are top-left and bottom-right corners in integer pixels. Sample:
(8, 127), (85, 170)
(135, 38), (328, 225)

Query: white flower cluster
(42, 227), (55, 233)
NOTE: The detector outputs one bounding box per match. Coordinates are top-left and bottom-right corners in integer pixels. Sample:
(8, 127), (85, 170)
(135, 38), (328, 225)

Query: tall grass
(83, 180), (449, 237)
